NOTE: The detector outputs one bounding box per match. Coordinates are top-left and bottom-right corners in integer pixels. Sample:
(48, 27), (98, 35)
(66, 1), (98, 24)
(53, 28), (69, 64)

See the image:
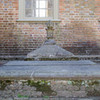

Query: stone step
(0, 60), (100, 79)
(4, 60), (96, 66)
(1, 97), (99, 100)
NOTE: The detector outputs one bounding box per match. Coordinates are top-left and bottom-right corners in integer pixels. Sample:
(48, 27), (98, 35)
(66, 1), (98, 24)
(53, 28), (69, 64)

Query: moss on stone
(40, 57), (79, 61)
(27, 80), (56, 96)
(0, 79), (100, 97)
(87, 89), (100, 96)
(87, 80), (100, 86)
(0, 80), (12, 90)
(71, 80), (84, 86)
(24, 58), (35, 61)
(69, 80), (100, 87)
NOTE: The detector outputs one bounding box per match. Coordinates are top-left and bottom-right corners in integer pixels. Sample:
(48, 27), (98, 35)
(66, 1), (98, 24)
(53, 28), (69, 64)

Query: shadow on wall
(60, 21), (100, 55)
(64, 41), (100, 55)
(0, 22), (21, 56)
(0, 21), (44, 56)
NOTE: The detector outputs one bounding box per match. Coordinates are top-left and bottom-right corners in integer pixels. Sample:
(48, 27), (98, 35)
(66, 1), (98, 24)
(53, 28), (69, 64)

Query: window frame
(18, 0), (59, 21)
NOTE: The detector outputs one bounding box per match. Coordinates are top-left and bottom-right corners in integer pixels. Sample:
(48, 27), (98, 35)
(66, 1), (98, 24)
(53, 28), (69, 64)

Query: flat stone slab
(13, 97), (100, 100)
(1, 97), (100, 100)
(4, 60), (95, 66)
(0, 60), (100, 79)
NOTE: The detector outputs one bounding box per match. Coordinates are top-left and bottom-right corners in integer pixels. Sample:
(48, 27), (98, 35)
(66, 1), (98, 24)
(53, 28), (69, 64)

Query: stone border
(0, 55), (100, 61)
(0, 80), (100, 99)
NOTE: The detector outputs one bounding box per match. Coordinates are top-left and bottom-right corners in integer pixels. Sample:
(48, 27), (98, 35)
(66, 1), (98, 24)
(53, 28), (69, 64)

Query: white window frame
(18, 0), (59, 21)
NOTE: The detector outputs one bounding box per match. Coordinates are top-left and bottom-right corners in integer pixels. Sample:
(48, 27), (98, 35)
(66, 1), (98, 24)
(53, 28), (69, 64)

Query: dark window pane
(25, 9), (32, 17)
(25, 0), (32, 9)
(25, 0), (54, 18)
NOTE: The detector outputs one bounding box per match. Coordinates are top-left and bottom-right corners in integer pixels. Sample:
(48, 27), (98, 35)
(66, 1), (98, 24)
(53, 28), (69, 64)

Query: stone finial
(47, 20), (53, 27)
(26, 20), (74, 59)
(46, 20), (54, 39)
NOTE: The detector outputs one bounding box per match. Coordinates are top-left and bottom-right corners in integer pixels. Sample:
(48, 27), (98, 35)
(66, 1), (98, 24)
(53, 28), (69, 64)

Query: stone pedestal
(27, 21), (74, 59)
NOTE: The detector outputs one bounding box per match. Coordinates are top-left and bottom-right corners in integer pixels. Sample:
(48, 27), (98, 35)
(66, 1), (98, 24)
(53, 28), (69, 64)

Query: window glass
(40, 9), (46, 17)
(25, 9), (32, 17)
(25, 0), (32, 9)
(40, 1), (46, 8)
(25, 0), (53, 18)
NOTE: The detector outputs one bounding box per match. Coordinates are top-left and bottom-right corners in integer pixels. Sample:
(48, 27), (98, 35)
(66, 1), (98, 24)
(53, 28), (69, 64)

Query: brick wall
(0, 0), (100, 57)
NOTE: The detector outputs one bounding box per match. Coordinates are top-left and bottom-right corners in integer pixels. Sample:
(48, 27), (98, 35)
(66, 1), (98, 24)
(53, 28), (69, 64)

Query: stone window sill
(16, 19), (61, 23)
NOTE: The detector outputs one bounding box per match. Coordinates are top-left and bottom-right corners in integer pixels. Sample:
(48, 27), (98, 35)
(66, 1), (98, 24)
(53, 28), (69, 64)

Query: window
(25, 0), (53, 18)
(19, 0), (59, 21)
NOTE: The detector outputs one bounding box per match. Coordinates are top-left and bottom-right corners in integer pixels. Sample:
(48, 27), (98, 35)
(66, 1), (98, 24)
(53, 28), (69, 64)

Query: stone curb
(1, 97), (100, 100)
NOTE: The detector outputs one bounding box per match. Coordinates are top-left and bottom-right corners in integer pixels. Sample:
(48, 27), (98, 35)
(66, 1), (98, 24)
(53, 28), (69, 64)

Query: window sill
(16, 19), (61, 23)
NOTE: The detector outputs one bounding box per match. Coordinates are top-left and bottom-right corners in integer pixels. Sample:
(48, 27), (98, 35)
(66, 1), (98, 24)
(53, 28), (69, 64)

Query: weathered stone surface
(0, 60), (99, 79)
(1, 98), (13, 100)
(80, 86), (86, 91)
(0, 98), (96, 100)
(94, 85), (100, 91)
(30, 98), (43, 100)
(78, 98), (93, 100)
(44, 39), (56, 45)
(27, 44), (74, 59)
(57, 91), (72, 97)
(26, 20), (74, 59)
(66, 85), (80, 91)
(4, 60), (95, 66)
(72, 91), (87, 97)
(0, 80), (100, 99)
(22, 85), (36, 91)
(14, 98), (29, 100)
